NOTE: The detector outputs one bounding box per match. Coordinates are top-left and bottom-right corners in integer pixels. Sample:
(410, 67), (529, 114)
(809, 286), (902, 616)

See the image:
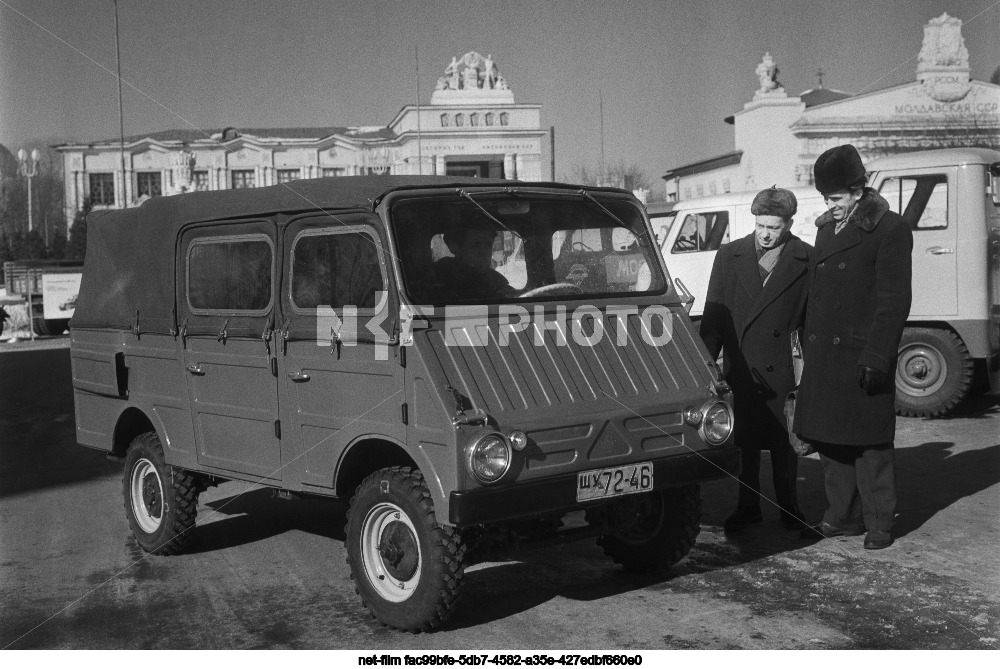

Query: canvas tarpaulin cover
(71, 175), (512, 333)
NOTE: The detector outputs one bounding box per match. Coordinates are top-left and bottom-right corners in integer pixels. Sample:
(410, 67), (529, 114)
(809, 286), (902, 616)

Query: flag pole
(114, 0), (127, 207)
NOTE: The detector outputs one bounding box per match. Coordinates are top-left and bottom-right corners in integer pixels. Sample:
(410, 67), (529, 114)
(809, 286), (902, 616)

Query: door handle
(186, 363), (204, 375)
(287, 370), (310, 382)
(926, 246), (953, 255)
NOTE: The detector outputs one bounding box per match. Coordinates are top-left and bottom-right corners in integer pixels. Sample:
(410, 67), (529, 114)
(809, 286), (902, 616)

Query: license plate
(576, 462), (653, 502)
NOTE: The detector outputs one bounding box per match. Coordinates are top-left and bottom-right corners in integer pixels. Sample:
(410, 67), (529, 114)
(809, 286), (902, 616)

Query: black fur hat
(750, 186), (797, 218)
(814, 144), (867, 194)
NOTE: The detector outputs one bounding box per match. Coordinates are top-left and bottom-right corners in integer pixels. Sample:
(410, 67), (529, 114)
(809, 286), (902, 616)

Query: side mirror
(674, 278), (696, 314)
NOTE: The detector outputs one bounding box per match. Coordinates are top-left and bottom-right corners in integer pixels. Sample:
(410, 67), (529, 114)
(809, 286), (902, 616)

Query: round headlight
(701, 401), (734, 445)
(683, 407), (703, 426)
(468, 434), (511, 483)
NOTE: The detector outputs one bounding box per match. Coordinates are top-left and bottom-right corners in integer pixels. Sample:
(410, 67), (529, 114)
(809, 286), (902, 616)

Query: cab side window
(878, 175), (948, 230)
(291, 230), (385, 311)
(188, 237), (273, 312)
(671, 211), (729, 253)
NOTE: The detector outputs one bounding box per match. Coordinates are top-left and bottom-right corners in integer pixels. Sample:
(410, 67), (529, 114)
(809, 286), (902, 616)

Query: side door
(661, 207), (732, 317)
(876, 168), (957, 317)
(178, 220), (281, 480)
(276, 213), (405, 493)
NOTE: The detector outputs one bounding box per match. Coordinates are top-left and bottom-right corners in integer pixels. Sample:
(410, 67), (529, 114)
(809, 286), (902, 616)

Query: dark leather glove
(857, 365), (888, 395)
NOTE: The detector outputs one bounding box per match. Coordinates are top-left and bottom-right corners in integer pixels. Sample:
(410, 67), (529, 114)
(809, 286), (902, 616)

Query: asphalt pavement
(0, 345), (997, 649)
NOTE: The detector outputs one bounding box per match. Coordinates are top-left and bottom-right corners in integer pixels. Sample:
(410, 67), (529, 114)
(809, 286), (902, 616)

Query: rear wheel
(122, 431), (201, 555)
(32, 318), (69, 336)
(592, 484), (701, 573)
(895, 327), (973, 417)
(345, 466), (465, 632)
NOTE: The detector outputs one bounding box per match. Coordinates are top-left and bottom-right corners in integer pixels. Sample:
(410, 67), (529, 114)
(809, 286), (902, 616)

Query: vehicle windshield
(390, 193), (669, 305)
(649, 211), (677, 249)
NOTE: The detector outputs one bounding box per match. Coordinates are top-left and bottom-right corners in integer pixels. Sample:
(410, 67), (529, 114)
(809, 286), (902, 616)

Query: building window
(366, 166), (390, 176)
(276, 169), (300, 184)
(455, 114), (465, 127)
(722, 179), (731, 193)
(194, 170), (209, 191)
(499, 112), (509, 126)
(440, 113), (450, 127)
(696, 184), (704, 197)
(231, 170), (256, 189)
(683, 187), (692, 200)
(709, 182), (717, 195)
(136, 172), (162, 199)
(470, 113), (480, 127)
(89, 173), (115, 205)
(485, 113), (495, 126)
(322, 167), (345, 177)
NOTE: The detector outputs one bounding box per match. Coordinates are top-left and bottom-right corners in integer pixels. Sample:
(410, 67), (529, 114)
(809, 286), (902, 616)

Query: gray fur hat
(750, 186), (797, 219)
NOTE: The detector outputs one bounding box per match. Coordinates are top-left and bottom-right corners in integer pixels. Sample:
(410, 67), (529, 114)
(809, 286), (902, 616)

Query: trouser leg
(816, 442), (864, 529)
(736, 446), (762, 509)
(856, 443), (896, 532)
(771, 441), (799, 509)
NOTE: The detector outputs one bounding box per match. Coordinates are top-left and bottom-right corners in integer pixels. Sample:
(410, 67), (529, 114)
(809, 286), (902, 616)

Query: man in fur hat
(794, 144), (912, 550)
(701, 186), (812, 532)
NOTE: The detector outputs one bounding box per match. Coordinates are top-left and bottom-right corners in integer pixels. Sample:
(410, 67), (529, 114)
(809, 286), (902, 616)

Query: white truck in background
(656, 148), (1000, 418)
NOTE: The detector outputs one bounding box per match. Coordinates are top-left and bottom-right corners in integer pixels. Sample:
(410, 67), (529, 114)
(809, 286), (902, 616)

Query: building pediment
(792, 80), (1000, 131)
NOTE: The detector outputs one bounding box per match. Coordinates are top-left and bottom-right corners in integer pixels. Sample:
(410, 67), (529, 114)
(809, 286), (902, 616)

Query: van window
(188, 236), (273, 312)
(878, 175), (948, 230)
(672, 211), (730, 253)
(291, 230), (385, 311)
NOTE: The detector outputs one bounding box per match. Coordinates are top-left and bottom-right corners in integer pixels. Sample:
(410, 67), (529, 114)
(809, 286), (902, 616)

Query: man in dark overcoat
(701, 186), (812, 532)
(794, 144), (912, 550)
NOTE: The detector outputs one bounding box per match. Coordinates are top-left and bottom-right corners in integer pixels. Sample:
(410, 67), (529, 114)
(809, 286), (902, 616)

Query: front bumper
(448, 446), (739, 526)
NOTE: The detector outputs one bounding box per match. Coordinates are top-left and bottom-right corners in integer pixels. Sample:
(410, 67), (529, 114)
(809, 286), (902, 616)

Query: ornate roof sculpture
(917, 13), (971, 102)
(431, 51), (514, 105)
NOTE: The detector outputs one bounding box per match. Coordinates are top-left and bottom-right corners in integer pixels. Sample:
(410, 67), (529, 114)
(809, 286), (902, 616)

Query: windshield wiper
(579, 190), (655, 247)
(457, 189), (524, 240)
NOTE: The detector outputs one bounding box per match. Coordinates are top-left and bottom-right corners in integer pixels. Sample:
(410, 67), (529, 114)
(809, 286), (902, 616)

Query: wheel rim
(130, 458), (164, 533)
(360, 502), (421, 602)
(609, 492), (665, 545)
(896, 343), (947, 397)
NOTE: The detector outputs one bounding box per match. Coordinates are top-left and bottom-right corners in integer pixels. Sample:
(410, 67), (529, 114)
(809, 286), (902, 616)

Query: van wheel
(895, 328), (973, 417)
(592, 484), (701, 573)
(32, 318), (69, 336)
(122, 431), (200, 555)
(345, 467), (465, 632)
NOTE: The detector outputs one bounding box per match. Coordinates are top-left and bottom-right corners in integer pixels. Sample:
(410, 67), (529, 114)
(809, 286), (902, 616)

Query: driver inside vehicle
(433, 223), (517, 301)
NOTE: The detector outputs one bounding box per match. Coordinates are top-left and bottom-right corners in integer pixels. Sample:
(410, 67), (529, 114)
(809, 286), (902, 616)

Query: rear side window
(672, 211), (729, 253)
(188, 236), (273, 312)
(291, 230), (385, 311)
(878, 175), (948, 230)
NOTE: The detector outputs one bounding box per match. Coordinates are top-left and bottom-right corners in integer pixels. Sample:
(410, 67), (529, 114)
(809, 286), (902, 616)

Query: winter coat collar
(815, 187), (890, 233)
(731, 232), (809, 261)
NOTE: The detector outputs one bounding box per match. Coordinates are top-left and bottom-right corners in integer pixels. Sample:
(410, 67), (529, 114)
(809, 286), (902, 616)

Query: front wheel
(345, 467), (466, 632)
(895, 327), (973, 417)
(122, 431), (201, 555)
(591, 484), (701, 572)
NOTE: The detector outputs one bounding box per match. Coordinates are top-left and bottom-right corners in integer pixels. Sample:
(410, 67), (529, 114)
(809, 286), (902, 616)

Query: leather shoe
(799, 521), (865, 539)
(864, 530), (893, 550)
(724, 506), (762, 532)
(780, 504), (807, 530)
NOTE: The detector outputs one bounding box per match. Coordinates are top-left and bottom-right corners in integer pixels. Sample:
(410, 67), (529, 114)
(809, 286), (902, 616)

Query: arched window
(499, 112), (509, 126)
(455, 114), (465, 127)
(470, 113), (480, 127)
(485, 113), (495, 126)
(440, 113), (450, 127)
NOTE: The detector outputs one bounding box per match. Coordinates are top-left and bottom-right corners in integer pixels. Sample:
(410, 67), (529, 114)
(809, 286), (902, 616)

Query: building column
(435, 155), (445, 176)
(504, 154), (516, 180)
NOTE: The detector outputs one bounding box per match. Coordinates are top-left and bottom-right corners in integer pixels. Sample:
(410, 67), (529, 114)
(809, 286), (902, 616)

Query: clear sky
(1, 0), (998, 182)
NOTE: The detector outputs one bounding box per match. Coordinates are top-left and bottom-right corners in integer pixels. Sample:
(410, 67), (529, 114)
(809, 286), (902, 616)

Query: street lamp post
(17, 148), (40, 236)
